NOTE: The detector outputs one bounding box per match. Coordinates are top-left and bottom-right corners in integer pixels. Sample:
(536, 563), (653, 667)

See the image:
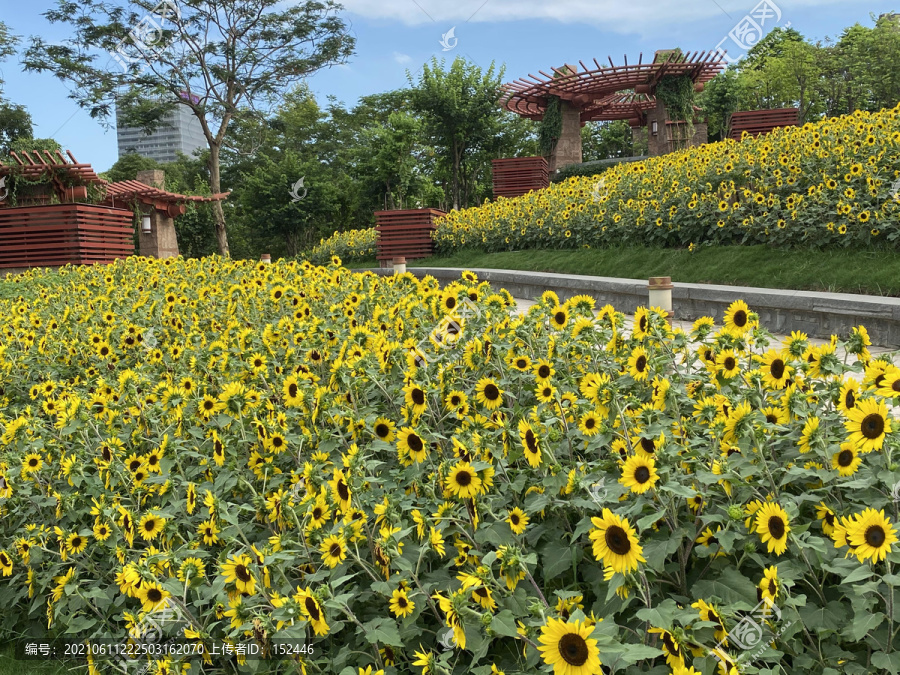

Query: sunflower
(444, 391), (469, 418)
(549, 307), (569, 330)
(716, 350), (741, 379)
(518, 419), (543, 467)
(837, 380), (859, 413)
(389, 588), (415, 618)
(198, 519), (220, 545)
(619, 455), (659, 494)
(627, 346), (650, 382)
(446, 462), (482, 499)
(177, 557), (206, 584)
(138, 513), (165, 541)
(758, 565), (779, 603)
(320, 534), (347, 569)
(832, 441), (862, 476)
(798, 416), (821, 453)
(533, 359), (555, 382)
(404, 383), (428, 417)
(0, 551), (11, 577)
(632, 306), (650, 339)
(507, 507), (529, 535)
(221, 553), (257, 595)
(847, 508), (898, 563)
(508, 354), (532, 371)
(754, 503), (790, 555)
(397, 428), (428, 464)
(816, 502), (836, 536)
(845, 398), (891, 453)
(758, 349), (791, 389)
(66, 532), (88, 555)
(537, 617), (602, 675)
(648, 627), (684, 668)
(308, 498), (331, 530)
(578, 410), (603, 437)
(475, 378), (504, 410)
(692, 599), (727, 643)
(297, 589), (330, 636)
(22, 453), (43, 475)
(589, 509), (645, 574)
(138, 582), (171, 612)
(723, 299), (752, 335)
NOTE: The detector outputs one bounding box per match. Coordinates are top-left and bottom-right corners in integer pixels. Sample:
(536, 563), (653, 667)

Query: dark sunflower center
(510, 514), (520, 525)
(768, 516), (786, 539)
(825, 512), (835, 526)
(411, 389), (425, 405)
(538, 365), (551, 379)
(71, 537), (82, 548)
(235, 564), (252, 582)
(337, 481), (350, 500)
(636, 355), (647, 372)
(305, 597), (321, 620)
(148, 455), (158, 466)
(407, 434), (424, 453)
(455, 470), (473, 487)
(639, 315), (648, 332)
(766, 414), (778, 424)
(397, 596), (408, 607)
(102, 448), (112, 462)
(143, 520), (156, 532)
(313, 508), (323, 520)
(375, 424), (390, 438)
(768, 580), (777, 595)
(288, 383), (298, 397)
(446, 297), (456, 309)
(28, 458), (38, 467)
(724, 357), (736, 371)
(516, 359), (527, 369)
(330, 543), (342, 557)
(862, 413), (885, 439)
(733, 310), (748, 327)
(866, 525), (886, 547)
(525, 430), (538, 454)
(635, 466), (651, 483)
(554, 311), (566, 325)
(558, 632), (589, 666)
(640, 438), (655, 453)
(147, 588), (162, 603)
(451, 395), (461, 406)
(605, 525), (632, 555)
(585, 418), (596, 429)
(770, 359), (785, 379)
(484, 384), (500, 400)
(838, 449), (854, 467)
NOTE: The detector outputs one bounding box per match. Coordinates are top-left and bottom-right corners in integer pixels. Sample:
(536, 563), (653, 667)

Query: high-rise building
(115, 93), (207, 163)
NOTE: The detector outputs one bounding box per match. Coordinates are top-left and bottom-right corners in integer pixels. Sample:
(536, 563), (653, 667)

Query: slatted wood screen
(729, 108), (799, 140)
(492, 157), (549, 199)
(0, 204), (134, 268)
(374, 209), (446, 261)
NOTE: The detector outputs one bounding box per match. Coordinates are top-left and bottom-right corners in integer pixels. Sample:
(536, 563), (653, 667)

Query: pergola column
(549, 101), (583, 173)
(136, 169), (180, 259)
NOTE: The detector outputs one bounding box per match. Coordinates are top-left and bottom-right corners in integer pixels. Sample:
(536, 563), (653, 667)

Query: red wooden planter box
(375, 208), (446, 261)
(0, 203), (135, 268)
(492, 157), (549, 199)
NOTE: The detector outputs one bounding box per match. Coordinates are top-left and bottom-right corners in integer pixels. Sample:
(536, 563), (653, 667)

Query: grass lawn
(0, 643), (71, 675)
(388, 246), (900, 297)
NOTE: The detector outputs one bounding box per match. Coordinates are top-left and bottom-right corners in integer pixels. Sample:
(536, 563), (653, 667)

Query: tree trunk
(207, 142), (230, 257)
(452, 143), (461, 211)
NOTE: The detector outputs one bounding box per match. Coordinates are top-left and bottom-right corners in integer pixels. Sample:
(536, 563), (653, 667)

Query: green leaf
(840, 565), (874, 585)
(491, 610), (518, 638)
(692, 567), (757, 605)
(845, 611), (884, 641)
(362, 617), (403, 647)
(873, 651), (900, 675)
(541, 541), (572, 580)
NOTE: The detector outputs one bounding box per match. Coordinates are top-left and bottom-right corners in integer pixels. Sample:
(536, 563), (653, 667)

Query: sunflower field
(0, 257), (898, 675)
(306, 228), (377, 265)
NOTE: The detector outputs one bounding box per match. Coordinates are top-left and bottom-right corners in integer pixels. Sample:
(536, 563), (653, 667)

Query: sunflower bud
(727, 505), (744, 521)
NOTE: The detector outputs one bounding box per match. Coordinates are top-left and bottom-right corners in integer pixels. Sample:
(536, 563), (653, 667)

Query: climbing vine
(656, 75), (695, 123)
(538, 95), (562, 156)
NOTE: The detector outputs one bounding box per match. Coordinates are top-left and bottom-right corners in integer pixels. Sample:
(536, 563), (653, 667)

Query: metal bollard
(648, 276), (673, 321)
(260, 253), (272, 264)
(392, 256), (407, 274)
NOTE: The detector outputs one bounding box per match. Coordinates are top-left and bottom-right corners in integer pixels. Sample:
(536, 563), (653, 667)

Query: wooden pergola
(502, 50), (726, 166)
(0, 150), (229, 268)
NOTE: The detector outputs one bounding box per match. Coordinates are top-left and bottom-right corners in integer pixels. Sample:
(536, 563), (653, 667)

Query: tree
(741, 26), (805, 70)
(0, 22), (17, 94)
(581, 120), (637, 160)
(0, 103), (33, 155)
(700, 68), (743, 141)
(408, 57), (506, 211)
(23, 0), (354, 257)
(101, 152), (161, 183)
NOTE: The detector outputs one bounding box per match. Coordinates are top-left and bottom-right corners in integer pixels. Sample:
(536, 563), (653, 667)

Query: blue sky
(0, 0), (890, 172)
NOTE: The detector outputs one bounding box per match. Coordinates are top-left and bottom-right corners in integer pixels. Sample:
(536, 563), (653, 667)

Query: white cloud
(393, 51), (412, 64)
(339, 0), (871, 34)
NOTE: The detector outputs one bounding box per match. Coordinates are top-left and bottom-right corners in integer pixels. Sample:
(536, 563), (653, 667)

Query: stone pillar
(136, 169), (180, 259)
(549, 101), (583, 173)
(646, 99), (670, 157)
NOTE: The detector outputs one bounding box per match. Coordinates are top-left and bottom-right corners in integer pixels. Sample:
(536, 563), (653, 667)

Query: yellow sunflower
(845, 398), (891, 453)
(507, 507), (529, 535)
(397, 428), (428, 464)
(446, 462), (482, 499)
(619, 455), (659, 494)
(320, 534), (347, 569)
(389, 588), (415, 618)
(549, 306), (569, 330)
(221, 553), (257, 595)
(518, 419), (543, 467)
(831, 441), (862, 476)
(754, 503), (790, 555)
(723, 299), (753, 335)
(538, 617), (602, 675)
(847, 508), (898, 563)
(758, 350), (791, 389)
(475, 378), (504, 410)
(589, 509), (645, 574)
(627, 346), (650, 382)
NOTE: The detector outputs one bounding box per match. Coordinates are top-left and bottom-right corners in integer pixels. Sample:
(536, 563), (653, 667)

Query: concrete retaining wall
(359, 266), (900, 348)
